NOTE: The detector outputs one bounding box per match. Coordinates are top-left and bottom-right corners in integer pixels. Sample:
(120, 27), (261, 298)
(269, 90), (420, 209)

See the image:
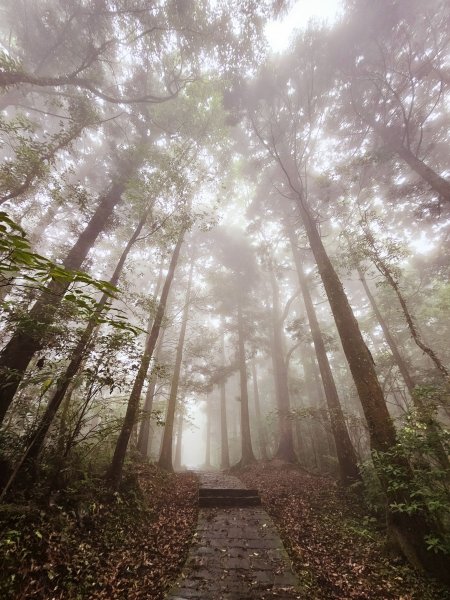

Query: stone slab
(166, 472), (303, 599)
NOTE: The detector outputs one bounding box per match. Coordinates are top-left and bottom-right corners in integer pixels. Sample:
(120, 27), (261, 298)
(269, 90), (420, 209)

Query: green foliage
(0, 50), (23, 74)
(362, 411), (450, 555)
(0, 99), (96, 202)
(0, 212), (139, 334)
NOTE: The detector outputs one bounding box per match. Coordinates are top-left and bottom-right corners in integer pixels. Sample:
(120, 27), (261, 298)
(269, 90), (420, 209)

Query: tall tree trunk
(0, 212), (149, 496)
(269, 269), (297, 462)
(376, 124), (450, 204)
(0, 177), (128, 425)
(358, 267), (415, 393)
(205, 394), (212, 468)
(294, 199), (396, 448)
(137, 329), (166, 457)
(30, 202), (63, 249)
(235, 300), (256, 467)
(358, 267), (450, 470)
(293, 195), (448, 579)
(299, 345), (329, 471)
(309, 351), (337, 459)
(107, 230), (185, 489)
(219, 329), (230, 470)
(251, 359), (269, 461)
(364, 234), (449, 379)
(288, 227), (359, 483)
(158, 255), (194, 471)
(174, 408), (184, 470)
(136, 260), (166, 457)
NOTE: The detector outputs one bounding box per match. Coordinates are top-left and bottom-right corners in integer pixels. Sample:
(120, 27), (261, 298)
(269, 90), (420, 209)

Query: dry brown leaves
(239, 462), (450, 600)
(0, 464), (198, 599)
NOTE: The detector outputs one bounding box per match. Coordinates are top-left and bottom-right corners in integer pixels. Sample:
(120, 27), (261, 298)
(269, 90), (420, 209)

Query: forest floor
(239, 462), (450, 600)
(1, 462), (450, 599)
(0, 464), (198, 599)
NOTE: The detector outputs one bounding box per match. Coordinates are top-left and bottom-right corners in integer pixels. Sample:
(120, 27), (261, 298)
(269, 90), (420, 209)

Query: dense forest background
(0, 0), (449, 598)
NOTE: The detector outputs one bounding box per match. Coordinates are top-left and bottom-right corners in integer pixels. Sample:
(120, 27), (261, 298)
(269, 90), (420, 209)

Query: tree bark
(136, 261), (166, 457)
(294, 199), (396, 451)
(376, 125), (450, 204)
(220, 328), (230, 469)
(234, 300), (256, 467)
(288, 227), (359, 483)
(0, 178), (127, 425)
(136, 329), (166, 457)
(359, 267), (449, 470)
(158, 255), (194, 471)
(107, 230), (185, 489)
(251, 359), (269, 461)
(363, 238), (449, 380)
(293, 196), (448, 579)
(269, 269), (297, 463)
(205, 394), (212, 468)
(358, 267), (415, 393)
(174, 408), (184, 470)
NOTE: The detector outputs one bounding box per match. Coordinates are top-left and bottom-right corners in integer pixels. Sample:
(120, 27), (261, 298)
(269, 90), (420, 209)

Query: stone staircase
(167, 472), (300, 599)
(198, 486), (261, 508)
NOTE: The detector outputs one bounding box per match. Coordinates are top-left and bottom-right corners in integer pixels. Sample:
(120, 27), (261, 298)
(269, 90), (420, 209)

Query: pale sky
(265, 0), (342, 53)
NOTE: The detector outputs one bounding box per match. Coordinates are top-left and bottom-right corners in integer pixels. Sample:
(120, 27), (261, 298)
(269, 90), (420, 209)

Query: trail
(167, 471), (301, 599)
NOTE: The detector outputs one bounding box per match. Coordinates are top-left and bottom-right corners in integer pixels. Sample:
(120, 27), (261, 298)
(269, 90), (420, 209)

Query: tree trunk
(377, 125), (450, 204)
(366, 242), (449, 379)
(205, 394), (212, 468)
(0, 213), (149, 496)
(220, 328), (230, 470)
(299, 345), (329, 471)
(136, 260), (166, 457)
(269, 269), (297, 462)
(358, 267), (415, 393)
(136, 329), (166, 457)
(235, 300), (256, 467)
(288, 227), (359, 483)
(295, 199), (396, 449)
(294, 196), (449, 579)
(107, 230), (185, 489)
(359, 267), (450, 470)
(251, 359), (269, 461)
(158, 255), (194, 472)
(174, 408), (184, 470)
(0, 178), (127, 425)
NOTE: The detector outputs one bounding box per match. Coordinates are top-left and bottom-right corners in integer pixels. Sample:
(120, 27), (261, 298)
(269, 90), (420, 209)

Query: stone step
(198, 488), (259, 498)
(198, 488), (261, 508)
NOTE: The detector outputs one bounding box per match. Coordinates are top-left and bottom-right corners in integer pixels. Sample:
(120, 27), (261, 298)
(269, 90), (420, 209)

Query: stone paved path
(166, 472), (302, 599)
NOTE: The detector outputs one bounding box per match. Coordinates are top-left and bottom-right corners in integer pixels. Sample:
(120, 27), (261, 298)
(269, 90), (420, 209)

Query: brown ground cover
(239, 462), (450, 600)
(0, 464), (198, 599)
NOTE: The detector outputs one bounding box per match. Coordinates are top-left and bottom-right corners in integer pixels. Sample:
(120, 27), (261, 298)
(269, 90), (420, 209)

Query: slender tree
(235, 300), (257, 467)
(251, 359), (269, 461)
(1, 210), (152, 496)
(0, 156), (136, 424)
(287, 224), (360, 483)
(158, 255), (194, 471)
(107, 228), (185, 489)
(269, 267), (297, 462)
(219, 328), (230, 469)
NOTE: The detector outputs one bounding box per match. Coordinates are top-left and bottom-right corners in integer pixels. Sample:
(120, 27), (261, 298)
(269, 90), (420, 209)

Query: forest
(0, 0), (449, 598)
